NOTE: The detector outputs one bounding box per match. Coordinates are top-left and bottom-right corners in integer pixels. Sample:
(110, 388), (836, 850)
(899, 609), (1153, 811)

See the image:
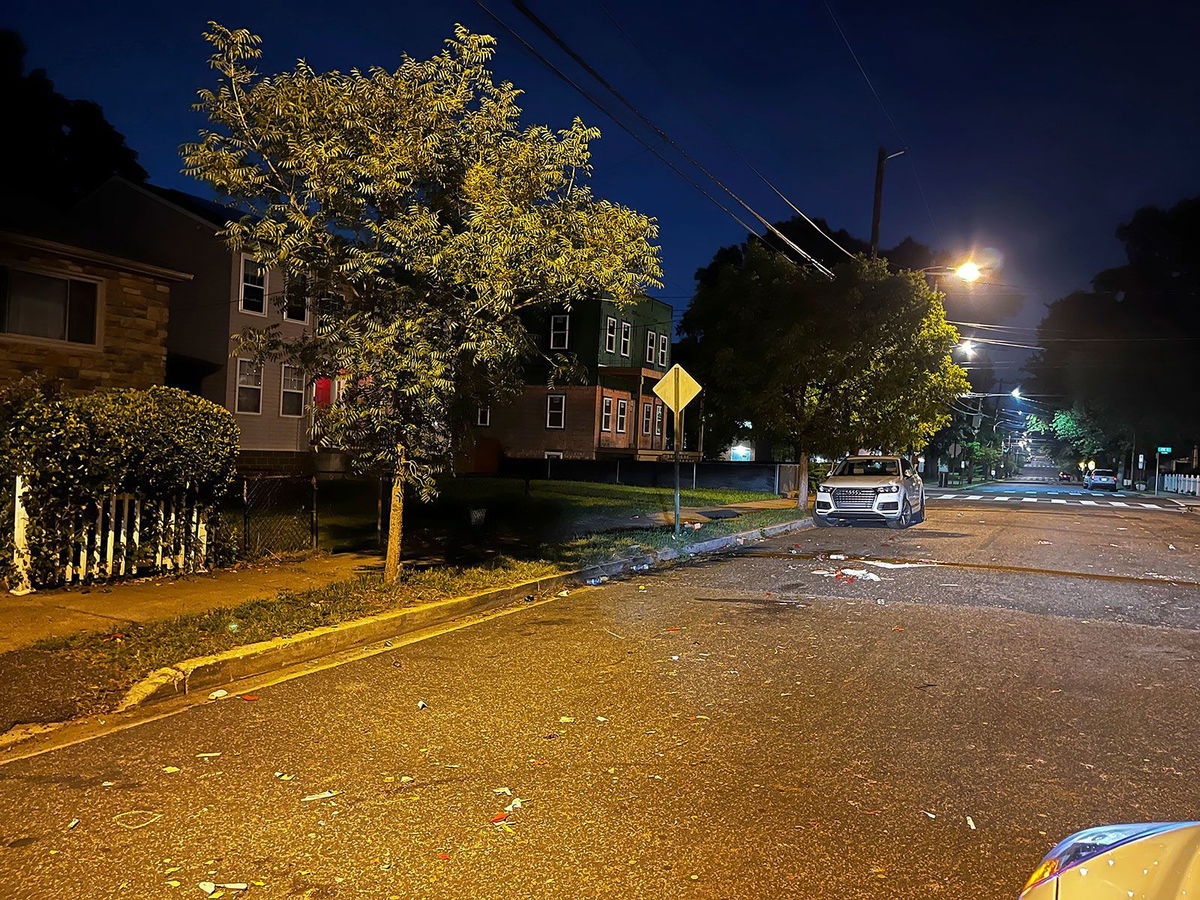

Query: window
(658, 333), (669, 367)
(550, 314), (569, 350)
(620, 321), (631, 357)
(645, 330), (657, 364)
(831, 457), (900, 477)
(655, 404), (663, 436)
(283, 278), (308, 323)
(236, 359), (263, 414)
(546, 394), (565, 429)
(317, 292), (346, 322)
(477, 406), (491, 427)
(280, 365), (306, 417)
(601, 396), (613, 431)
(642, 402), (653, 435)
(616, 399), (628, 433)
(0, 266), (98, 344)
(240, 257), (266, 315)
(605, 316), (617, 353)
(545, 451), (563, 459)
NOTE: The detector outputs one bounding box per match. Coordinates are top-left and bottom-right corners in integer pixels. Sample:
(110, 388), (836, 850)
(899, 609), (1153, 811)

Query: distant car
(814, 455), (924, 529)
(1020, 821), (1200, 898)
(1084, 468), (1118, 491)
(1058, 471), (1074, 483)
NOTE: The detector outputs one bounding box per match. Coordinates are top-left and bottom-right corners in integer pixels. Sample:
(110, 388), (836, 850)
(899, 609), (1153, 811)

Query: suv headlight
(817, 483), (832, 493)
(1021, 822), (1186, 896)
(876, 485), (900, 493)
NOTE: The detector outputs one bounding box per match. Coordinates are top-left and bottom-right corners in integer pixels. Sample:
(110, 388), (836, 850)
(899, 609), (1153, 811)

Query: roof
(0, 231), (193, 282)
(139, 184), (239, 228)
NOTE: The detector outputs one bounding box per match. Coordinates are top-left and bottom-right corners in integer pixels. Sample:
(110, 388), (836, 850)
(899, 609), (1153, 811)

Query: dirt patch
(0, 647), (126, 732)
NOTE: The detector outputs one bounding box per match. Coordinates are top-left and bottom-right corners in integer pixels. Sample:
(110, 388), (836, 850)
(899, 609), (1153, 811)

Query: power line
(504, 0), (836, 277)
(822, 0), (940, 241)
(596, 1), (855, 263)
(470, 1), (763, 243)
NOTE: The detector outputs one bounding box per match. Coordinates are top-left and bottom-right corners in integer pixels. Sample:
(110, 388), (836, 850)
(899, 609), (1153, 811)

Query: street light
(955, 261), (982, 282)
(957, 340), (976, 356)
(1010, 387), (1022, 399)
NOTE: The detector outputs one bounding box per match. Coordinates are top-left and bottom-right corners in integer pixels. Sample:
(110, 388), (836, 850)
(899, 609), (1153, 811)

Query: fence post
(11, 476), (34, 595)
(242, 478), (250, 556)
(103, 495), (117, 580)
(130, 498), (141, 575)
(311, 476), (319, 550)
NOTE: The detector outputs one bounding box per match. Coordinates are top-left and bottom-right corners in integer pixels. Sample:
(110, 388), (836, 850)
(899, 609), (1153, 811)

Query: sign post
(1155, 447), (1172, 496)
(653, 364), (703, 535)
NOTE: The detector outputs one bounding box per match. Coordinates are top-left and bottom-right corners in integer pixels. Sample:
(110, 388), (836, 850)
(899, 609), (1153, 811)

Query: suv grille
(832, 488), (875, 509)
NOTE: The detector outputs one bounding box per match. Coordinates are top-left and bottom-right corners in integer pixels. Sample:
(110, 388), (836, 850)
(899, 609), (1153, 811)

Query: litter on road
(207, 690), (228, 701)
(300, 790), (339, 802)
(417, 699), (429, 710)
(112, 810), (162, 830)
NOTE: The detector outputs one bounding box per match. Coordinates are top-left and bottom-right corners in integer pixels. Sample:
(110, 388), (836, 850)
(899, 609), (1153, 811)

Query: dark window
(645, 330), (656, 364)
(0, 267), (98, 344)
(605, 316), (617, 353)
(658, 333), (669, 367)
(283, 281), (308, 322)
(616, 399), (628, 433)
(620, 321), (631, 357)
(546, 394), (565, 429)
(280, 365), (306, 416)
(477, 406), (491, 427)
(601, 396), (613, 431)
(236, 359), (263, 414)
(241, 257), (266, 314)
(550, 314), (569, 350)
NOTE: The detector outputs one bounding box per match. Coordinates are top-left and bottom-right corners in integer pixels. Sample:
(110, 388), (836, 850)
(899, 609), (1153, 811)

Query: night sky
(9, 0), (1200, 349)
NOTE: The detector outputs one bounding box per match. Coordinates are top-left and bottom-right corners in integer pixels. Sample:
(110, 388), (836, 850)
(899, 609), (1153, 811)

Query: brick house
(466, 296), (699, 468)
(61, 178), (323, 472)
(0, 230), (189, 390)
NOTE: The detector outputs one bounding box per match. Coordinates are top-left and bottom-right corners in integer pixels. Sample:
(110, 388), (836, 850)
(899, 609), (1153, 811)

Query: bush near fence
(1, 379), (239, 591)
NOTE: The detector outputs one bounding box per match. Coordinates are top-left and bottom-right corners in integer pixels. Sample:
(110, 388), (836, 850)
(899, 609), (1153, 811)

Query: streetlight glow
(955, 261), (983, 282)
(1010, 387), (1022, 398)
(958, 340), (976, 356)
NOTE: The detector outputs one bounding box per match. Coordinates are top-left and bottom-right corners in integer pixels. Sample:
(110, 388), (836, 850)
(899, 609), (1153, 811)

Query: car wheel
(888, 499), (912, 529)
(813, 514), (832, 528)
(914, 494), (926, 523)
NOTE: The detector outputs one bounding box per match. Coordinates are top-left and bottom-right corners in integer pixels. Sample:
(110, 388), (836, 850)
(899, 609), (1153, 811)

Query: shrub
(0, 379), (239, 587)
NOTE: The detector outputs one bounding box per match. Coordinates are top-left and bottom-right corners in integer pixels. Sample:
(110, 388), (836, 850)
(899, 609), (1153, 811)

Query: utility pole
(870, 146), (906, 257)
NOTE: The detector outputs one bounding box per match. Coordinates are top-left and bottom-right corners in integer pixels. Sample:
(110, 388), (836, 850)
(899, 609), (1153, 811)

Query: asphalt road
(2, 499), (1199, 899)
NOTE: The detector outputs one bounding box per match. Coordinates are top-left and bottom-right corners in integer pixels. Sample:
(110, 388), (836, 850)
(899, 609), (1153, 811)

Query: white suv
(814, 455), (925, 529)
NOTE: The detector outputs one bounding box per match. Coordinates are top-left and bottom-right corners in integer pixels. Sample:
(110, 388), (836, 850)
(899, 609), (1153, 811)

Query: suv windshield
(832, 458), (900, 477)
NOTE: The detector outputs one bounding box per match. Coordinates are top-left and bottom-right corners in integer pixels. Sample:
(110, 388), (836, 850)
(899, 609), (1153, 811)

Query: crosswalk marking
(925, 493), (1177, 511)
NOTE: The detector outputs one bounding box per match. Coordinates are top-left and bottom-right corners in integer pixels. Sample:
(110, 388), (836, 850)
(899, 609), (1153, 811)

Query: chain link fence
(214, 475), (318, 561)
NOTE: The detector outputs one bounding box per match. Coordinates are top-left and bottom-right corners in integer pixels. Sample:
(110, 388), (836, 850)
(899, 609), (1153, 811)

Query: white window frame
(283, 279), (309, 324)
(477, 406), (491, 427)
(645, 330), (656, 364)
(279, 364), (307, 417)
(550, 314), (570, 350)
(605, 316), (617, 353)
(642, 401), (653, 435)
(545, 451), (563, 459)
(546, 394), (566, 429)
(658, 333), (669, 367)
(235, 358), (263, 415)
(655, 404), (663, 436)
(601, 396), (613, 432)
(620, 321), (631, 358)
(239, 255), (267, 316)
(616, 398), (628, 433)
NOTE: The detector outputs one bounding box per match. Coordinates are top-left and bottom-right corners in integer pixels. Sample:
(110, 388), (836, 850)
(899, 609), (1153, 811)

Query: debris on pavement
(239, 694), (259, 702)
(113, 810), (162, 830)
(1037, 540), (1052, 545)
(66, 818), (79, 829)
(300, 790), (339, 802)
(638, 584), (647, 592)
(840, 569), (882, 582)
(493, 787), (512, 796)
(163, 766), (181, 774)
(559, 716), (575, 723)
(922, 810), (936, 819)
(967, 816), (977, 830)
(417, 699), (429, 710)
(200, 883), (249, 896)
(556, 589), (570, 597)
(490, 812), (509, 824)
(523, 594), (535, 603)
(196, 752), (222, 759)
(273, 772), (294, 781)
(207, 689), (228, 701)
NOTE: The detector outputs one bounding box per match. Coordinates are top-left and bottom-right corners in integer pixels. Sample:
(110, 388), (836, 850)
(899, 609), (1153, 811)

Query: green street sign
(1157, 446), (1173, 454)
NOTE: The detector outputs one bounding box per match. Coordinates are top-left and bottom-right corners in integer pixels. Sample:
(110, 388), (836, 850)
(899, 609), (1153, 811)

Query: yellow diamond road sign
(653, 364), (702, 414)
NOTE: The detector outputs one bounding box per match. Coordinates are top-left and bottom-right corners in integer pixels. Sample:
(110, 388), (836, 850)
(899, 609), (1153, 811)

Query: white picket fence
(10, 475), (210, 595)
(1162, 473), (1200, 496)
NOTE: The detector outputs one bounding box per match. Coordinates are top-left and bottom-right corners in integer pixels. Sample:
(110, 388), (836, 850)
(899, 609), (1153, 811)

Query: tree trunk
(384, 468), (405, 582)
(796, 447), (810, 511)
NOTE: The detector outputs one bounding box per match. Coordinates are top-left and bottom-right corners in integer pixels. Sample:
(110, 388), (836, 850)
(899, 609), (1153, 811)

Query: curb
(115, 516), (813, 714)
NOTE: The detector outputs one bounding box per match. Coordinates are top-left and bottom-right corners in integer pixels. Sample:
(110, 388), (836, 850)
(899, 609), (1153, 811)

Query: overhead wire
(503, 0), (835, 277)
(595, 0), (856, 263)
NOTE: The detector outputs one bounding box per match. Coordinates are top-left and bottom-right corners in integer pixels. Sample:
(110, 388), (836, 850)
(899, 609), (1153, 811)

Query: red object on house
(314, 376), (332, 407)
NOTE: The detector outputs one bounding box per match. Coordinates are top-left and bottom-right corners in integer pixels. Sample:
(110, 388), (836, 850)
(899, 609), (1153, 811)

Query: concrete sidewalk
(0, 552), (382, 653)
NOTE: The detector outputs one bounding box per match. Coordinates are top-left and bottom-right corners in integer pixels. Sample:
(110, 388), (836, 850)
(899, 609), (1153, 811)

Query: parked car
(1084, 468), (1118, 491)
(1058, 471), (1074, 483)
(1020, 820), (1200, 898)
(814, 455), (924, 529)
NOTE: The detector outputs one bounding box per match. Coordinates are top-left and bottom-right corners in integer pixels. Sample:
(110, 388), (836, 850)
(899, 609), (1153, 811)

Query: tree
(1031, 196), (1200, 452)
(679, 244), (968, 508)
(1025, 407), (1110, 461)
(183, 23), (662, 579)
(0, 30), (147, 218)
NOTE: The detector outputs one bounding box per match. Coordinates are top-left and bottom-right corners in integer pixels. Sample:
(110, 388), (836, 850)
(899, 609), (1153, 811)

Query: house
(0, 229), (189, 390)
(60, 178), (320, 472)
(466, 295), (700, 468)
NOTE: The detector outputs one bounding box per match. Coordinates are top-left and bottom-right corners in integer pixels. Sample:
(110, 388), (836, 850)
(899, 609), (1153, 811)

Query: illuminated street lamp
(957, 340), (976, 357)
(1010, 387), (1022, 399)
(955, 261), (982, 282)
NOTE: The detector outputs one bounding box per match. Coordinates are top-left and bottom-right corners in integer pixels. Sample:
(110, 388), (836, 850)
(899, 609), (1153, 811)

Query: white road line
(1080, 500), (1098, 505)
(966, 495), (983, 500)
(1021, 497), (1039, 503)
(1051, 499), (1067, 504)
(1109, 501), (1129, 507)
